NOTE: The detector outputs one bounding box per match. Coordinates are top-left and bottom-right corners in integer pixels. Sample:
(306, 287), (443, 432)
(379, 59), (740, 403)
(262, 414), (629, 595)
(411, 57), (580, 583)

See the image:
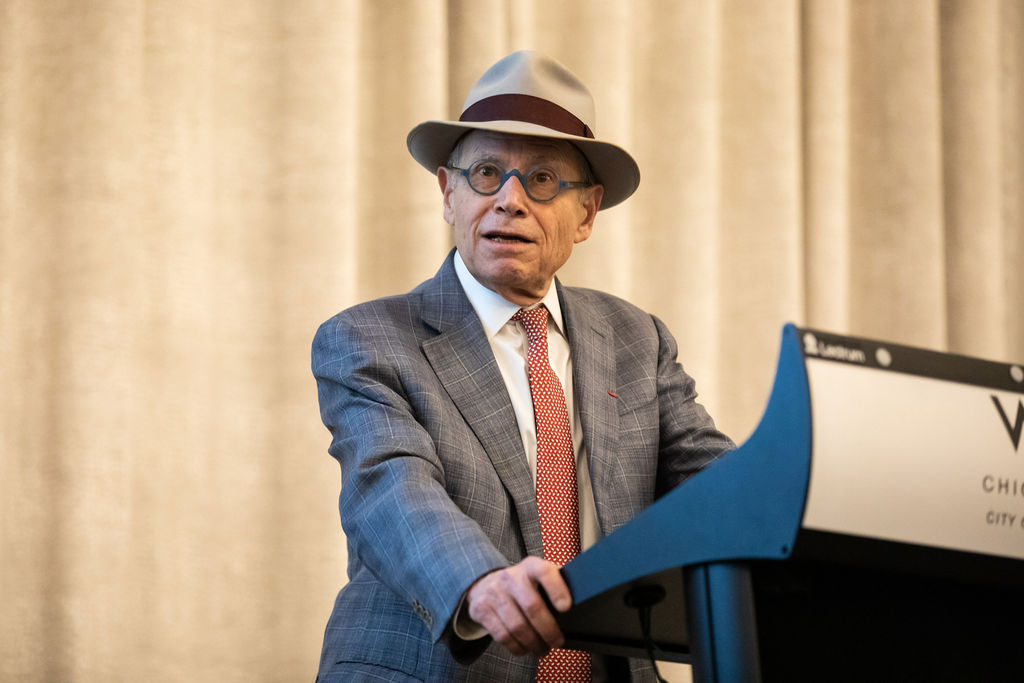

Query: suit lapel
(420, 253), (544, 556)
(558, 284), (628, 536)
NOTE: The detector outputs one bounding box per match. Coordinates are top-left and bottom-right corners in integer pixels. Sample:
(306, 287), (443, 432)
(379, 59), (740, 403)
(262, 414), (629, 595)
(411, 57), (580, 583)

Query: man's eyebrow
(470, 151), (570, 169)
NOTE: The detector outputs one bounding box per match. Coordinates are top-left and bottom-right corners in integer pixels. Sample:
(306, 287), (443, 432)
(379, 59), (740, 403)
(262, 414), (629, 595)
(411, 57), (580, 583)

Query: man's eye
(531, 170), (556, 185)
(474, 163), (500, 177)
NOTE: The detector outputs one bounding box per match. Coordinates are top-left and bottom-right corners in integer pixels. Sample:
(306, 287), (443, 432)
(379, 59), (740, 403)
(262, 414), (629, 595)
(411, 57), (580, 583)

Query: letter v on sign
(992, 396), (1024, 451)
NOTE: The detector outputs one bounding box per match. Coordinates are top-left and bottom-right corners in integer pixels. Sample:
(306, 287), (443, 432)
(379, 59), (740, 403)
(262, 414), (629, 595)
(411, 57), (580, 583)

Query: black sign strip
(797, 326), (1024, 394)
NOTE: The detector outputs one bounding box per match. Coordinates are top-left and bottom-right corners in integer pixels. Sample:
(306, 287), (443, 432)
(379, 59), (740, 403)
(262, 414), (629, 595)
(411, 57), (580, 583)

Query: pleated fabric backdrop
(1, 1), (1022, 680)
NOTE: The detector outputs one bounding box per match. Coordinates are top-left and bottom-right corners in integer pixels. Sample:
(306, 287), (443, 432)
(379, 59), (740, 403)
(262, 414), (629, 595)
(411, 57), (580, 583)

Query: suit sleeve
(651, 314), (736, 495)
(312, 313), (508, 661)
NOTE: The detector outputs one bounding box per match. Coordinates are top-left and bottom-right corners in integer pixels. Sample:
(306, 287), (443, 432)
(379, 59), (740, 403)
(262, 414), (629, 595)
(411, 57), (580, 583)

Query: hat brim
(407, 119), (640, 210)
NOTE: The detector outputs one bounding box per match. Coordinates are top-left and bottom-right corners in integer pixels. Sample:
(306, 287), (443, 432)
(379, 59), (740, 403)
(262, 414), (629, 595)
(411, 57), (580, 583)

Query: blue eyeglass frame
(447, 164), (591, 203)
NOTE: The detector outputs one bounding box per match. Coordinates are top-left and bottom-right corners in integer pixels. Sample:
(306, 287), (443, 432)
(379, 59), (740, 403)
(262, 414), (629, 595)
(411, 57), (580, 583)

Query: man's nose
(494, 173), (529, 215)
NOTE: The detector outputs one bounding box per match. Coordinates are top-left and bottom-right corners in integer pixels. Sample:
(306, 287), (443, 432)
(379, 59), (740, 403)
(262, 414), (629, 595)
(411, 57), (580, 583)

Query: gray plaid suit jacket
(312, 250), (734, 682)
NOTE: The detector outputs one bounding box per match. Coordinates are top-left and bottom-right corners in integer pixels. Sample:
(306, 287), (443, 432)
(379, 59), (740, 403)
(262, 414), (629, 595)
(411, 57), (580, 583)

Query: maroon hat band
(459, 94), (595, 139)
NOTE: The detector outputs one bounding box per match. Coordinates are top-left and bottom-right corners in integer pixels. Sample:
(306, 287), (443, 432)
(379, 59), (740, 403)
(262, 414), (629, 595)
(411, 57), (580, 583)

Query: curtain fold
(2, 1), (1022, 680)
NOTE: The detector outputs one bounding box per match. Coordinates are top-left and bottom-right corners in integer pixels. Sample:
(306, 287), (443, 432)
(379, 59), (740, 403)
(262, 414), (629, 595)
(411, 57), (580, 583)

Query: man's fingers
(473, 602), (529, 656)
(468, 577), (540, 655)
(467, 569), (545, 654)
(505, 569), (563, 650)
(529, 561), (572, 613)
(466, 558), (570, 656)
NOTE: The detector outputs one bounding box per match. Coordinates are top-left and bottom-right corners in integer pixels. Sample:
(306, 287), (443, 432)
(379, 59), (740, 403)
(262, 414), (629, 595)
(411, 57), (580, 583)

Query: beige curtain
(2, 1), (1021, 680)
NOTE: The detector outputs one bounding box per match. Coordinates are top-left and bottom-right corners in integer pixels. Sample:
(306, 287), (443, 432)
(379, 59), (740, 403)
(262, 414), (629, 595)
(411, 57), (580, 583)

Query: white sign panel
(802, 357), (1024, 560)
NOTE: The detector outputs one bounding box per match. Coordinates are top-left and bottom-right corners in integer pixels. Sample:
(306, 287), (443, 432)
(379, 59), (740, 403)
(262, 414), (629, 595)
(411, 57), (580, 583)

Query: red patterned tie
(513, 307), (591, 683)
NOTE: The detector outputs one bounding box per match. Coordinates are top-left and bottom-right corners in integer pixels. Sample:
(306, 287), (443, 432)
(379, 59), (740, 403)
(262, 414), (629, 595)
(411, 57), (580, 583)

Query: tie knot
(513, 306), (548, 343)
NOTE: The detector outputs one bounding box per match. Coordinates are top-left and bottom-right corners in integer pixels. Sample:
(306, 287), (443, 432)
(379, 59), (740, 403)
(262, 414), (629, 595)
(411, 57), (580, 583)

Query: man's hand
(465, 556), (572, 657)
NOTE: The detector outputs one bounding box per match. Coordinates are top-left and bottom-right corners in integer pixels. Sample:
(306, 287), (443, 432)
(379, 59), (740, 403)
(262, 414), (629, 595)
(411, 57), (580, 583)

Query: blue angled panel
(563, 323), (813, 604)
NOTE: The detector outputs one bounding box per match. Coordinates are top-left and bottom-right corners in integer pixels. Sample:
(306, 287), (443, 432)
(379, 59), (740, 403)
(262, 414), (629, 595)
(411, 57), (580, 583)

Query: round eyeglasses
(447, 160), (591, 202)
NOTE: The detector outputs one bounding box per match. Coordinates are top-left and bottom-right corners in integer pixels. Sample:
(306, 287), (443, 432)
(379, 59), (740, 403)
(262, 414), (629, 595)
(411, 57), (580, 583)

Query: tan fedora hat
(406, 51), (640, 209)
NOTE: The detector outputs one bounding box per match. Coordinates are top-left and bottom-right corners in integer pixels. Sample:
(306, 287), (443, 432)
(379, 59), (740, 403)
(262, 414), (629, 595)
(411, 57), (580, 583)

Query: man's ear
(438, 167), (455, 225)
(574, 184), (604, 244)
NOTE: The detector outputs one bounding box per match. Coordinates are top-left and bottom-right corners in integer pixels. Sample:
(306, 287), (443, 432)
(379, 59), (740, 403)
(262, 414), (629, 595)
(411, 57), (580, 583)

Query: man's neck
(453, 251), (564, 337)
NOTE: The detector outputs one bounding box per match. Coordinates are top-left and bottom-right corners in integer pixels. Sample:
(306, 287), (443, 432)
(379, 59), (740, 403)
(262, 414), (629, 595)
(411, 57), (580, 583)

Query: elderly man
(313, 51), (734, 682)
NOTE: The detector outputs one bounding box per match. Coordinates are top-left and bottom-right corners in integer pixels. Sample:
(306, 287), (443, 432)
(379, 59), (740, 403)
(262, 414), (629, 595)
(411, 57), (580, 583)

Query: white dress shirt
(454, 251), (602, 552)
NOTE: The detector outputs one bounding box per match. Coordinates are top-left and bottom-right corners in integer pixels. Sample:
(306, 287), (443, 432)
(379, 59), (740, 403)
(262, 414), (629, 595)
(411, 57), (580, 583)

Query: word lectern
(557, 324), (1024, 682)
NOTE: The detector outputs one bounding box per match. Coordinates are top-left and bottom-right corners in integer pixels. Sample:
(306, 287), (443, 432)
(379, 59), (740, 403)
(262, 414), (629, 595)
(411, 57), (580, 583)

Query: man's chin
(478, 270), (548, 305)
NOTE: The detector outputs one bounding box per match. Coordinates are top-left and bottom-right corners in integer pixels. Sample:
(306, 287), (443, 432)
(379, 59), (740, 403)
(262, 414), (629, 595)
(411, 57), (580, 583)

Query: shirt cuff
(451, 590), (489, 641)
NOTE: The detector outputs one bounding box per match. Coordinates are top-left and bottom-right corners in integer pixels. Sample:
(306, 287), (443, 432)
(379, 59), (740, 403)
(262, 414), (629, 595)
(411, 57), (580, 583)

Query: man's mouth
(484, 231), (532, 243)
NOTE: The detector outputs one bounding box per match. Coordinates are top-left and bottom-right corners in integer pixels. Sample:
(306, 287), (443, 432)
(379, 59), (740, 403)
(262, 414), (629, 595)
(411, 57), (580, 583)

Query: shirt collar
(453, 250), (566, 339)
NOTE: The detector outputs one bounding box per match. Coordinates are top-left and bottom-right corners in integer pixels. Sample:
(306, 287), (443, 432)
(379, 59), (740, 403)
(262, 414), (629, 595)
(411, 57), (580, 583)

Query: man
(313, 51), (734, 682)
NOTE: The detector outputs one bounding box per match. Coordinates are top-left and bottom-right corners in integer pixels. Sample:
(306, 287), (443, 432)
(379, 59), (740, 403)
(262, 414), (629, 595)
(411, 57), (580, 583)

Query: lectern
(557, 324), (1024, 682)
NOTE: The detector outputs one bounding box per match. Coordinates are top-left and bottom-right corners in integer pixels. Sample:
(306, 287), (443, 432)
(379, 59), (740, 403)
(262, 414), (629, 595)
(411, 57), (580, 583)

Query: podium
(556, 324), (1024, 681)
